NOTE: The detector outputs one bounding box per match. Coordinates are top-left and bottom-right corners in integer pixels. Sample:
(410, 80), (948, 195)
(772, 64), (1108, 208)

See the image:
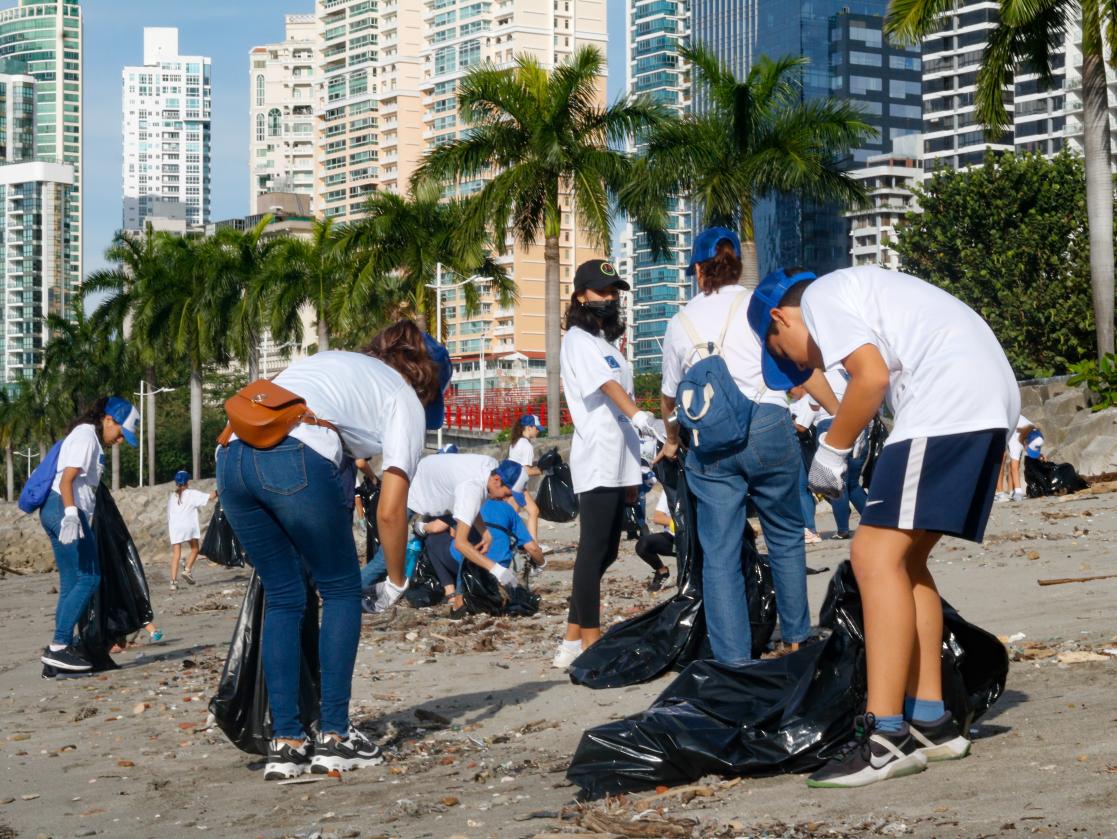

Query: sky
(81, 0), (629, 278)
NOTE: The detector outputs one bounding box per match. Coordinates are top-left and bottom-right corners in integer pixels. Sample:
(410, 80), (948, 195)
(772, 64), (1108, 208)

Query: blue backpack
(674, 293), (757, 455)
(18, 439), (63, 514)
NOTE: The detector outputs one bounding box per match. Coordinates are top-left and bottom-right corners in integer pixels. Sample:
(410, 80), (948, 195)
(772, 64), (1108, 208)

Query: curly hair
(364, 319), (442, 407)
(67, 396), (110, 437)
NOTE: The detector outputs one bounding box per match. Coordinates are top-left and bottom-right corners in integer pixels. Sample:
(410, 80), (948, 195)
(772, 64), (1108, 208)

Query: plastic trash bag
(402, 551), (444, 608)
(566, 561), (1008, 797)
(209, 570), (321, 756)
(567, 464), (775, 689)
(69, 485), (156, 672)
(200, 501), (248, 568)
(460, 560), (540, 617)
(859, 416), (888, 491)
(357, 478), (381, 559)
(1025, 457), (1088, 498)
(536, 449), (578, 522)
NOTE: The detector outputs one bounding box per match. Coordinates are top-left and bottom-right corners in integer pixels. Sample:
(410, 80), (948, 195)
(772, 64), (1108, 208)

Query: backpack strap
(679, 291), (749, 365)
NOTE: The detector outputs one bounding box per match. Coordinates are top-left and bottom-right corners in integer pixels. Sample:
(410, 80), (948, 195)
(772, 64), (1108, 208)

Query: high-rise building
(624, 0), (692, 373)
(0, 0), (82, 316)
(846, 133), (922, 270)
(249, 14), (316, 204)
(122, 28), (212, 231)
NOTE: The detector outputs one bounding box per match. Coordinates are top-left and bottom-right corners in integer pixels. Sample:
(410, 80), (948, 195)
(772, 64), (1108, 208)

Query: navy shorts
(860, 428), (1006, 542)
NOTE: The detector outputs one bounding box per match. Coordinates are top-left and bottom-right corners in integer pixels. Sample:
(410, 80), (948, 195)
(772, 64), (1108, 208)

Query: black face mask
(583, 299), (620, 320)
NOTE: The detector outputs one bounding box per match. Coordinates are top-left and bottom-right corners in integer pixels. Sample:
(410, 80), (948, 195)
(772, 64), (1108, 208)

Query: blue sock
(874, 713), (905, 734)
(905, 697), (946, 723)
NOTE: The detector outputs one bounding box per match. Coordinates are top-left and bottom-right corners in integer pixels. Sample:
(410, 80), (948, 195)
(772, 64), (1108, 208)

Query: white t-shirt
(789, 394), (819, 430)
(508, 437), (534, 468)
(559, 326), (641, 493)
(51, 424), (104, 518)
(653, 491), (674, 534)
(661, 285), (787, 407)
(1008, 414), (1033, 459)
(167, 488), (210, 544)
(407, 453), (496, 525)
(273, 351), (426, 478)
(801, 266), (1019, 445)
(812, 369), (850, 424)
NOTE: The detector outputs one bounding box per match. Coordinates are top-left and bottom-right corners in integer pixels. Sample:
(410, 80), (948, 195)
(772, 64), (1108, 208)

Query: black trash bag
(402, 551), (444, 608)
(460, 560), (540, 617)
(567, 467), (776, 689)
(357, 478), (381, 559)
(537, 450), (578, 522)
(860, 416), (888, 491)
(566, 561), (1008, 797)
(209, 570), (321, 755)
(1024, 457), (1088, 498)
(622, 502), (641, 540)
(71, 485), (156, 671)
(200, 501), (248, 568)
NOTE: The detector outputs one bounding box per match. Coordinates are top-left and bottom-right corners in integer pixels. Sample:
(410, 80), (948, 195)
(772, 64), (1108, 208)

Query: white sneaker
(804, 528), (822, 545)
(1012, 490), (1026, 502)
(551, 643), (581, 670)
(993, 492), (1010, 503)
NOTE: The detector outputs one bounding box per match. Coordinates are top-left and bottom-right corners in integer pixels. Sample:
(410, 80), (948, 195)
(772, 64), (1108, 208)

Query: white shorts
(1007, 434), (1024, 461)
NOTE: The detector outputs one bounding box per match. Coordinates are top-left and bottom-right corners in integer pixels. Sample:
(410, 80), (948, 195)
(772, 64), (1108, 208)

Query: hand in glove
(489, 563), (516, 588)
(59, 506), (82, 545)
(629, 410), (656, 438)
(370, 577), (408, 612)
(808, 433), (851, 499)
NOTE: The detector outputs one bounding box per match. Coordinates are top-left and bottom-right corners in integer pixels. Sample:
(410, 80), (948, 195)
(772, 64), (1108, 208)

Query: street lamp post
(14, 447), (38, 480)
(426, 263), (487, 446)
(135, 380), (176, 488)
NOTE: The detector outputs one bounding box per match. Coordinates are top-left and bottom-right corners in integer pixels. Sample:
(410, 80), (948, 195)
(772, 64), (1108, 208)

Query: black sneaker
(40, 645), (93, 672)
(263, 739), (312, 781)
(807, 714), (927, 788)
(834, 531), (853, 540)
(310, 727), (384, 774)
(646, 569), (670, 592)
(448, 603), (468, 621)
(908, 713), (971, 762)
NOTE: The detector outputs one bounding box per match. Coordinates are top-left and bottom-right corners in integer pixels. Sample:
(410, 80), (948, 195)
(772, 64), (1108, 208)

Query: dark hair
(563, 293), (626, 343)
(696, 239), (742, 294)
(509, 421), (525, 447)
(365, 319), (442, 407)
(68, 396), (110, 437)
(765, 268), (813, 339)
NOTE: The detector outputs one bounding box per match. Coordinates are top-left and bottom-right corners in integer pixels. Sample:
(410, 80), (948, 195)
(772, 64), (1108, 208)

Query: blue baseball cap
(519, 414), (545, 432)
(104, 396), (139, 448)
(422, 332), (453, 431)
(492, 459), (527, 493)
(438, 443), (459, 454)
(686, 226), (741, 276)
(746, 267), (818, 390)
(174, 470), (190, 486)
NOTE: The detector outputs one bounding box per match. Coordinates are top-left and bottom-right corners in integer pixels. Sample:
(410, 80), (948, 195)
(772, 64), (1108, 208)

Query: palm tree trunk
(111, 444), (120, 492)
(544, 233), (562, 432)
(738, 200), (760, 288)
(5, 441), (12, 502)
(1081, 50), (1115, 359)
(247, 339), (260, 382)
(317, 315), (330, 352)
(146, 366), (157, 486)
(190, 366), (203, 479)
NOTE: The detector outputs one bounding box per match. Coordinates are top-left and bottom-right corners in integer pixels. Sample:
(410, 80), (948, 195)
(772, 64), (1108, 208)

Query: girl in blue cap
(39, 396), (139, 673)
(167, 470), (217, 591)
(756, 264), (1018, 789)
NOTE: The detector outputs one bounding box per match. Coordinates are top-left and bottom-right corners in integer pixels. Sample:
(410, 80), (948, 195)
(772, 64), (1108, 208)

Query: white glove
(630, 410), (657, 438)
(489, 563), (516, 587)
(808, 433), (851, 499)
(59, 506), (81, 545)
(370, 577), (408, 612)
(851, 428), (868, 460)
(411, 518), (427, 539)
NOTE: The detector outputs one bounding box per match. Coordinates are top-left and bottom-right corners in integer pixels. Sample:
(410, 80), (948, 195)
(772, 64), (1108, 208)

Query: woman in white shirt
(506, 414), (544, 541)
(553, 259), (657, 670)
(166, 470), (216, 591)
(216, 319), (443, 782)
(39, 397), (139, 674)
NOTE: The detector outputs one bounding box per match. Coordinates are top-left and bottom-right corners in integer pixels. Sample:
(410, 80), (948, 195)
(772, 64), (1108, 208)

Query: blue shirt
(450, 499), (533, 567)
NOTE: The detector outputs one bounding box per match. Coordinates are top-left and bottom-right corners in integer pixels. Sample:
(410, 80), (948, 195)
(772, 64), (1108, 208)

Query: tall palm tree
(886, 0), (1116, 359)
(412, 46), (669, 430)
(336, 182), (515, 339)
(213, 217), (278, 381)
(633, 45), (875, 285)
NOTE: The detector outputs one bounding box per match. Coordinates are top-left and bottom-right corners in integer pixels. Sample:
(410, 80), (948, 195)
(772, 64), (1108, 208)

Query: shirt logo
(605, 355), (621, 369)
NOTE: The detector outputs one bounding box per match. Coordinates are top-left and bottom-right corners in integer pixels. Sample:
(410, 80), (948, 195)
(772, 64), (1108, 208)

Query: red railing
(442, 386), (571, 432)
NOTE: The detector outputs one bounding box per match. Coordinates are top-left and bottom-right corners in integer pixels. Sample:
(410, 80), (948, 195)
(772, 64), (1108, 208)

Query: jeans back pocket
(253, 443), (309, 496)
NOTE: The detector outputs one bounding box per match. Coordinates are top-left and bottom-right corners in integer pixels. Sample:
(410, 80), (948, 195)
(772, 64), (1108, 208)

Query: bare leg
(905, 531), (945, 702)
(170, 544), (182, 583)
(563, 623), (581, 643)
(995, 451), (1008, 494)
(580, 627), (602, 649)
(185, 538), (201, 573)
(1008, 458), (1023, 495)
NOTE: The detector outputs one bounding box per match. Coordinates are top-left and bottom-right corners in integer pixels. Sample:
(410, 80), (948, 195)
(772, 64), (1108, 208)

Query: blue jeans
(40, 492), (100, 646)
(798, 464), (817, 532)
(816, 419), (869, 533)
(685, 404), (811, 664)
(361, 547), (386, 590)
(217, 439), (361, 739)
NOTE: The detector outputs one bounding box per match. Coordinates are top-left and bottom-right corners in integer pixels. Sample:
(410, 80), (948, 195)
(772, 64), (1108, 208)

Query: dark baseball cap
(746, 267), (818, 390)
(573, 259), (629, 292)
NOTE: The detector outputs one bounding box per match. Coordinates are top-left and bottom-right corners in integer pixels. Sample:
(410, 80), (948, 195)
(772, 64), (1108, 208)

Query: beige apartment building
(249, 14), (317, 204)
(310, 0), (608, 396)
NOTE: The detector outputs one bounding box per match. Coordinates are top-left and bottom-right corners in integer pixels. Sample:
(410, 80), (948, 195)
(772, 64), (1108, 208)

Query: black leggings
(635, 530), (674, 572)
(568, 486), (626, 629)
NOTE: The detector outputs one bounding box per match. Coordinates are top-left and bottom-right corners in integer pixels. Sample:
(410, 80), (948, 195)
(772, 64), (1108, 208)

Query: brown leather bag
(217, 379), (337, 449)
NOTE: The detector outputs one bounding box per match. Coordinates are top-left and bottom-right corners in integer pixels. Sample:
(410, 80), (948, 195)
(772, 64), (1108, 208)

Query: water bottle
(405, 538), (423, 578)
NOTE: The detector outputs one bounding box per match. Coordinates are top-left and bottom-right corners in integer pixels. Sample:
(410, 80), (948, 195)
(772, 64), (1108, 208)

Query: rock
(1040, 389), (1088, 448)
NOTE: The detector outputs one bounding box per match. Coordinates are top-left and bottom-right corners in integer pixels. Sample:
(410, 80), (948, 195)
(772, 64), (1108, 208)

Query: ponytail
(510, 422), (525, 447)
(364, 319), (442, 407)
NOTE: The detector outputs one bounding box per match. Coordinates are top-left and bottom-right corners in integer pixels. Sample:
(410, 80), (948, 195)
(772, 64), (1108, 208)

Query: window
(889, 79), (921, 99)
(460, 40), (481, 68)
(255, 75), (265, 106)
(268, 108), (281, 137)
(435, 46), (457, 75)
(889, 55), (921, 71)
(849, 26), (882, 47)
(850, 75), (882, 95)
(890, 103), (921, 120)
(850, 50), (882, 67)
(255, 113), (265, 141)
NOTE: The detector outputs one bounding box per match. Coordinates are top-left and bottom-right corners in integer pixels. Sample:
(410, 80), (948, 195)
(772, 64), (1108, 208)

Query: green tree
(336, 182), (515, 341)
(885, 0), (1116, 360)
(412, 46), (669, 431)
(632, 45), (875, 285)
(213, 217), (279, 381)
(893, 151), (1100, 378)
